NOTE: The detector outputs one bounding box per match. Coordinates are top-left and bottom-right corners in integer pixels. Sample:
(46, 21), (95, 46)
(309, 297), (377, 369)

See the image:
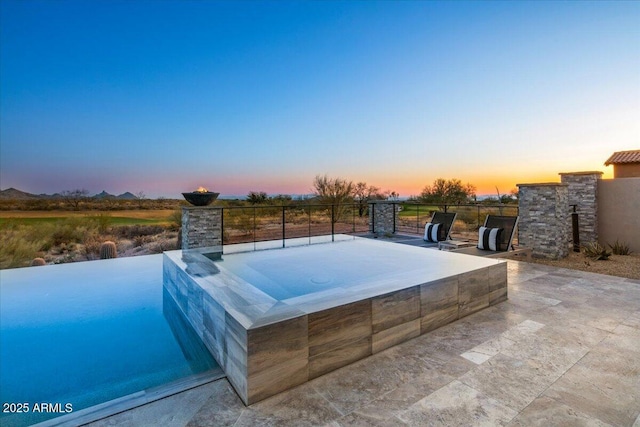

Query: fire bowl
(182, 191), (220, 206)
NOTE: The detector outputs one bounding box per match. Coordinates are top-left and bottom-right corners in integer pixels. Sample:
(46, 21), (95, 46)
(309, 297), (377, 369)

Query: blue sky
(1, 0), (638, 198)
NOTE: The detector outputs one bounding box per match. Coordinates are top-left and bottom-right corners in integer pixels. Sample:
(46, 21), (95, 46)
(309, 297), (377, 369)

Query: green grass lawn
(0, 213), (173, 227)
(397, 204), (439, 217)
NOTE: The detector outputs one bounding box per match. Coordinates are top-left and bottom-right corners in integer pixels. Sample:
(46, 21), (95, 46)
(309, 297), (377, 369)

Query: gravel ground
(527, 250), (640, 280)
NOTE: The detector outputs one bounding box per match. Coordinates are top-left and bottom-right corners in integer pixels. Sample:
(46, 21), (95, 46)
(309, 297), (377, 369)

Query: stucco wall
(598, 178), (640, 253)
(613, 163), (640, 178)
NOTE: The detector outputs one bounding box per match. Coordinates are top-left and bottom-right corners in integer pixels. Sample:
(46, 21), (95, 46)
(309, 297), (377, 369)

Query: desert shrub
(113, 224), (166, 239)
(168, 208), (182, 231)
(82, 235), (104, 260)
(583, 242), (612, 260)
(608, 240), (631, 255)
(0, 227), (45, 268)
(87, 213), (112, 234)
(50, 218), (96, 246)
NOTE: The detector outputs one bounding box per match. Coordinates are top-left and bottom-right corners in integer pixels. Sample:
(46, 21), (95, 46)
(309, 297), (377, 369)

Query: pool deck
(86, 238), (640, 427)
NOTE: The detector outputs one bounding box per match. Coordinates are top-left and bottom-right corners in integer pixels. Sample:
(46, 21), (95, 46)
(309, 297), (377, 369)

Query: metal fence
(221, 203), (370, 247)
(219, 202), (520, 249)
(395, 203), (520, 242)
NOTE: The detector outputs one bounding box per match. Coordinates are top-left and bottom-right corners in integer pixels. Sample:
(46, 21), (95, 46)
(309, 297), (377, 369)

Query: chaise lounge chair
(451, 215), (532, 260)
(423, 211), (458, 246)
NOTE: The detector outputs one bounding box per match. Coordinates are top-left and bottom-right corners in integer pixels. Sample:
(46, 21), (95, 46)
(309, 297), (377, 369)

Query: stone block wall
(369, 201), (397, 235)
(181, 206), (223, 249)
(517, 183), (569, 259)
(559, 171), (602, 245)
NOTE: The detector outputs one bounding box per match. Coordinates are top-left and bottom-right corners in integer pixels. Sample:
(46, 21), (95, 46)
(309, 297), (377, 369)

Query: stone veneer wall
(369, 201), (397, 235)
(517, 183), (569, 259)
(559, 171), (603, 245)
(181, 206), (223, 249)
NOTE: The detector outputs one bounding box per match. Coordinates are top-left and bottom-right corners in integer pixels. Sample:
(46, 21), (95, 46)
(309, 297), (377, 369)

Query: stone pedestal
(517, 183), (569, 259)
(369, 201), (398, 235)
(181, 206), (223, 250)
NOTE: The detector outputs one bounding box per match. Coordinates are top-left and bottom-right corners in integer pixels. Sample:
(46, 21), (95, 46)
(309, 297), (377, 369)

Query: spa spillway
(162, 237), (507, 404)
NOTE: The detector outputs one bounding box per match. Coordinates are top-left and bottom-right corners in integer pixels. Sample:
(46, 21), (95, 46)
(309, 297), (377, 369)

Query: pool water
(0, 255), (220, 427)
(216, 238), (498, 301)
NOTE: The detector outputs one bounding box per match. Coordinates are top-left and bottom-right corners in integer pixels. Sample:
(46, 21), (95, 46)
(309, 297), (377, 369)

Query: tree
(61, 189), (89, 210)
(312, 175), (354, 222)
(247, 191), (268, 205)
(352, 182), (384, 217)
(509, 188), (519, 202)
(419, 178), (476, 211)
(136, 191), (146, 208)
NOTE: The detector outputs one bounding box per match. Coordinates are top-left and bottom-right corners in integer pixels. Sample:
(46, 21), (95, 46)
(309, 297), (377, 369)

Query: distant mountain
(93, 190), (115, 199)
(116, 192), (137, 200)
(0, 188), (41, 200)
(1, 188), (146, 200)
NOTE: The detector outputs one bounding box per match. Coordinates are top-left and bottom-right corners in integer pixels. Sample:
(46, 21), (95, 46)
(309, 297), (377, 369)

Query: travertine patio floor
(87, 259), (640, 427)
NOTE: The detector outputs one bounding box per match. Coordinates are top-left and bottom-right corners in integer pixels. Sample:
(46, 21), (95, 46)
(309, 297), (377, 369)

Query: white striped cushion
(424, 222), (441, 242)
(478, 226), (503, 251)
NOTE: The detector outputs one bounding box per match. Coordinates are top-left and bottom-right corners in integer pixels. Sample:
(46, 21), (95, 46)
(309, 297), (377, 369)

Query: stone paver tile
(459, 353), (563, 412)
(544, 322), (610, 348)
(396, 380), (517, 427)
(310, 348), (438, 416)
(506, 261), (551, 284)
(506, 396), (614, 427)
(329, 386), (428, 427)
(461, 350), (493, 365)
(87, 380), (229, 427)
(328, 412), (407, 426)
(500, 327), (590, 375)
(505, 290), (562, 313)
(187, 380), (246, 427)
(231, 381), (342, 427)
(622, 311), (640, 330)
(601, 324), (640, 354)
(543, 346), (640, 427)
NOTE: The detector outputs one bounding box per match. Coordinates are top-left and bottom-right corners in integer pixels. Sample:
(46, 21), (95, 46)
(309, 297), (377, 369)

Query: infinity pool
(0, 255), (221, 427)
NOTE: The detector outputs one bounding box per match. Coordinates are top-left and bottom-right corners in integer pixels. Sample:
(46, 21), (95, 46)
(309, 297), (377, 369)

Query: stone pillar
(368, 201), (397, 235)
(181, 206), (223, 250)
(517, 183), (569, 259)
(559, 171), (603, 245)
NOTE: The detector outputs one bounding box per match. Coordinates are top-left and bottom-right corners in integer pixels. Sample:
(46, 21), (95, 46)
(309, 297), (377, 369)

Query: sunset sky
(1, 0), (638, 198)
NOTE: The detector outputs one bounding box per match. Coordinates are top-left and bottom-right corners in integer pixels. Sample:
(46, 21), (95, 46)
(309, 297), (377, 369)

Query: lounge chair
(451, 215), (532, 260)
(423, 211), (457, 245)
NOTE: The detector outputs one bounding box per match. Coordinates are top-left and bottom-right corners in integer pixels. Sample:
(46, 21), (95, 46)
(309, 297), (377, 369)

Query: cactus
(31, 257), (46, 266)
(100, 241), (118, 259)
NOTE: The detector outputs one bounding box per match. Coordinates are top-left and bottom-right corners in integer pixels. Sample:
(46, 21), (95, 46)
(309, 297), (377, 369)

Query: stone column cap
(558, 171), (604, 176)
(516, 182), (568, 187)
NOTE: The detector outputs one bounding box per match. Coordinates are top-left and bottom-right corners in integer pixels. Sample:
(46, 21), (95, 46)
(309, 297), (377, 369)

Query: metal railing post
(393, 202), (396, 233)
(331, 205), (335, 242)
(353, 203), (356, 233)
(282, 206), (286, 248)
(221, 207), (225, 253)
(308, 206), (311, 244)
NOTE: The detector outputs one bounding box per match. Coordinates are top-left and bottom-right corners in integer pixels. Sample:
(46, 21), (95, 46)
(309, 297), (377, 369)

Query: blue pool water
(0, 255), (220, 426)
